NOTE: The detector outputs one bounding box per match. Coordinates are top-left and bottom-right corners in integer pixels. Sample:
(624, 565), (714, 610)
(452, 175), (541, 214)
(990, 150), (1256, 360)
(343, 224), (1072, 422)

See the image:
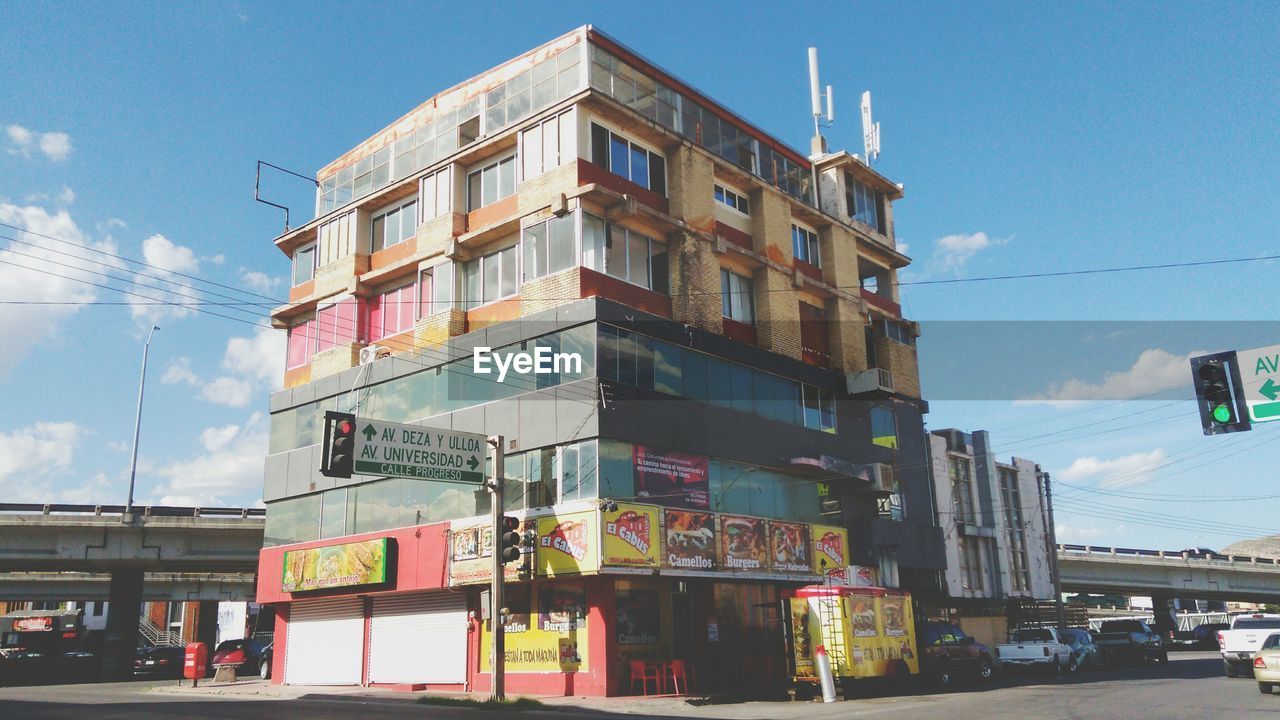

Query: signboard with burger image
(769, 521), (812, 574)
(447, 518), (532, 586)
(281, 537), (390, 593)
(663, 509), (716, 571)
(601, 503), (659, 567)
(537, 512), (599, 576)
(719, 515), (769, 572)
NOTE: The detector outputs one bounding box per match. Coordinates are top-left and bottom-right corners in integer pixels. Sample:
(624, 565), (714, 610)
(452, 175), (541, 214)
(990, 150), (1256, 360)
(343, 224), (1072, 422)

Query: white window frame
(589, 121), (667, 196)
(720, 268), (755, 325)
(419, 166), (453, 221)
(292, 242), (317, 286)
(791, 224), (820, 267)
(714, 183), (750, 215)
(463, 244), (519, 310)
(466, 152), (517, 211)
(370, 198), (418, 254)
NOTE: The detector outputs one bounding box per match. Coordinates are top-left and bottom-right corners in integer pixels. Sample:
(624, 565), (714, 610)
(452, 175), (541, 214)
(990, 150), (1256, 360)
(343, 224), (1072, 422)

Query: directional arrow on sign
(362, 423), (377, 441)
(1263, 379), (1279, 402)
(467, 455), (480, 471)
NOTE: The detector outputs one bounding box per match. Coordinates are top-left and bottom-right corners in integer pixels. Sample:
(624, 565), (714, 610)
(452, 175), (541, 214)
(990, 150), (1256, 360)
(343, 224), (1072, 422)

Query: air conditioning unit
(864, 463), (895, 495)
(359, 345), (388, 365)
(845, 368), (894, 397)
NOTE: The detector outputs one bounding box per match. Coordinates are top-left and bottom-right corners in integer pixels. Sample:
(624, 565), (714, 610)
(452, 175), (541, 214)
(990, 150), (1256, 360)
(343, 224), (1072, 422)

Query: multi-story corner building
(926, 429), (1055, 644)
(257, 26), (944, 695)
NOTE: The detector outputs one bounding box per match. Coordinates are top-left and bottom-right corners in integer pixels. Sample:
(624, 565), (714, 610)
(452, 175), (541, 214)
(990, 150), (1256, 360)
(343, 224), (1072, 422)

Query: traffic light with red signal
(498, 516), (522, 564)
(321, 411), (357, 478)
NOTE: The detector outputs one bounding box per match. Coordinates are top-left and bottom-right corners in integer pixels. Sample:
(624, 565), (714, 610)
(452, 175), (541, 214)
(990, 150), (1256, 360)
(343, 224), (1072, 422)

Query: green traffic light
(1212, 404), (1232, 423)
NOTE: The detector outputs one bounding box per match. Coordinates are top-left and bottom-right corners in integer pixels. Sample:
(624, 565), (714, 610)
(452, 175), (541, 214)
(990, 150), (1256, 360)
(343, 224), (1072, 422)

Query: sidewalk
(151, 678), (806, 718)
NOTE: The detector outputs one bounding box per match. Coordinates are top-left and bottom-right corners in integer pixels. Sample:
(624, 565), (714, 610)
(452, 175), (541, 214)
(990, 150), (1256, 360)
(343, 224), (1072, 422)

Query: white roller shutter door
(368, 592), (468, 684)
(285, 598), (364, 685)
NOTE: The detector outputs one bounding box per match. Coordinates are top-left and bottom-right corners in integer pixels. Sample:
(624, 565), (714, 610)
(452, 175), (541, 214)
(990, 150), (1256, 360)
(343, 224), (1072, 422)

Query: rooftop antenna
(807, 48), (835, 155)
(860, 91), (881, 164)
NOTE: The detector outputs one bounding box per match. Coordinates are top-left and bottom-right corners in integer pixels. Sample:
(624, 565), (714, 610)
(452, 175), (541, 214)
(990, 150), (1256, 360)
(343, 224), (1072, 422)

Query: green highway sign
(1236, 344), (1280, 423)
(351, 418), (487, 484)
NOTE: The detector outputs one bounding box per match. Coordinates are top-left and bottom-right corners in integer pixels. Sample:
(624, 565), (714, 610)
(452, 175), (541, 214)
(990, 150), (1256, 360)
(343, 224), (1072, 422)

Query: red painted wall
(256, 521), (451, 605)
(579, 268), (672, 319)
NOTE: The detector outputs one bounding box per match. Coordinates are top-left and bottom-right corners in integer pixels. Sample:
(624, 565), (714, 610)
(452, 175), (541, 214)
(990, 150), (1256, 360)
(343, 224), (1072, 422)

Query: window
(801, 384), (836, 432)
(463, 245), (518, 309)
(292, 243), (316, 285)
(581, 214), (669, 292)
(466, 154), (516, 211)
(870, 406), (897, 449)
(314, 298), (358, 352)
(950, 456), (976, 522)
(844, 173), (887, 233)
(286, 317), (315, 369)
(879, 319), (915, 347)
(589, 122), (666, 196)
(419, 167), (452, 221)
(522, 212), (576, 282)
(371, 199), (417, 253)
(714, 184), (750, 215)
(520, 110), (576, 181)
(877, 474), (904, 520)
(367, 280), (416, 341)
(720, 269), (754, 324)
(791, 224), (820, 266)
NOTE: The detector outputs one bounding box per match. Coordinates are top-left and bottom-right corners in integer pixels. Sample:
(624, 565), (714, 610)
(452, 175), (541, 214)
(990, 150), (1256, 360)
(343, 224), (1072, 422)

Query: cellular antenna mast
(807, 48), (835, 155)
(861, 91), (881, 164)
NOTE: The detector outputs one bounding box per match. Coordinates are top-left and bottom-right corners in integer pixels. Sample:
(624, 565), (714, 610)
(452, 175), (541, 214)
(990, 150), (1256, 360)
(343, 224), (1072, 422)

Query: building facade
(925, 428), (1055, 643)
(257, 26), (944, 695)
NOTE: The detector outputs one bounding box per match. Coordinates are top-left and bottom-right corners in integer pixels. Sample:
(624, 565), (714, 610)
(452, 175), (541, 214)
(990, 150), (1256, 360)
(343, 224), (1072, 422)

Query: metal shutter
(285, 598), (364, 685)
(368, 592), (468, 684)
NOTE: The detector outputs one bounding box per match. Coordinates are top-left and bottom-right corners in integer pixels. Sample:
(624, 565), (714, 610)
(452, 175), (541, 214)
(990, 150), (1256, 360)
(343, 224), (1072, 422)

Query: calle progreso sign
(352, 418), (487, 484)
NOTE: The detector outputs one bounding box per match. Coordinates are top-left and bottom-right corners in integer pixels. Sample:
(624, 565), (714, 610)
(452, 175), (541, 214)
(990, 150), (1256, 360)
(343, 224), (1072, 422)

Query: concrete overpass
(0, 572), (256, 601)
(0, 503), (264, 679)
(1058, 543), (1280, 603)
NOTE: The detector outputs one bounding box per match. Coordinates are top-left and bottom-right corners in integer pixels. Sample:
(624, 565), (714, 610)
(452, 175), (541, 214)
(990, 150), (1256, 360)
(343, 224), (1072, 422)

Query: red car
(919, 621), (995, 685)
(210, 639), (269, 676)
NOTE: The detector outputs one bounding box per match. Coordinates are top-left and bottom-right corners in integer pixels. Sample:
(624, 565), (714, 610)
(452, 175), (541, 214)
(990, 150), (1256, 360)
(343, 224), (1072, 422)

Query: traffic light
(321, 411), (357, 478)
(1190, 353), (1250, 436)
(498, 516), (522, 564)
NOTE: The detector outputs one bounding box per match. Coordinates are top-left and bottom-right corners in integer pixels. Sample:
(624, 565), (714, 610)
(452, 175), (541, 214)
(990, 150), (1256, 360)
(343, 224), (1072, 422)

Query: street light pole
(125, 326), (159, 518)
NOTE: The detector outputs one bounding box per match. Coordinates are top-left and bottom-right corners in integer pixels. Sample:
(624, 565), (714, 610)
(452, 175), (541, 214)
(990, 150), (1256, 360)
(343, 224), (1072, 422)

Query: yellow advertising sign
(811, 525), (850, 582)
(281, 538), (389, 593)
(537, 512), (598, 576)
(601, 503), (659, 567)
(479, 581), (589, 672)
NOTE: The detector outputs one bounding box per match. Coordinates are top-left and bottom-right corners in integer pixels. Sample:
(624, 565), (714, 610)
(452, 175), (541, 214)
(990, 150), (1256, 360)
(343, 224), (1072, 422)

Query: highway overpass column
(1150, 592), (1176, 639)
(102, 568), (144, 680)
(196, 600), (218, 649)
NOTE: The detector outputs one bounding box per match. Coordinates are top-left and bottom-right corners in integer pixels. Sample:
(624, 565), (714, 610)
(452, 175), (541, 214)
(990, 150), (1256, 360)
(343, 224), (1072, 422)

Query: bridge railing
(1058, 543), (1279, 566)
(0, 503), (264, 518)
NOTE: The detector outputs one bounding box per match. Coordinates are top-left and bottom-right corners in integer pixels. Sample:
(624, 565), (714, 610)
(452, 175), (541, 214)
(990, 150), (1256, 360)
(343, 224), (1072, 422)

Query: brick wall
(668, 230), (722, 333)
(827, 297), (870, 376)
(749, 187), (793, 266)
(416, 212), (464, 260)
(875, 337), (922, 398)
(666, 147), (715, 233)
(753, 265), (802, 361)
(312, 255), (368, 300)
(311, 343), (362, 379)
(521, 266), (581, 315)
(415, 309), (466, 350)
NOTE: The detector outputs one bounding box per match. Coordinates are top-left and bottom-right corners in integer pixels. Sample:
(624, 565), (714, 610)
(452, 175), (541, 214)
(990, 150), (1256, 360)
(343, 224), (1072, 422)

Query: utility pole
(125, 326), (159, 520)
(487, 435), (505, 702)
(1040, 467), (1066, 631)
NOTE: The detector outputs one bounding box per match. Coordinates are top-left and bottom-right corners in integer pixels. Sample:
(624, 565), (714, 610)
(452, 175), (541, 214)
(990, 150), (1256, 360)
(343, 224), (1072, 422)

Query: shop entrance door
(672, 591), (693, 659)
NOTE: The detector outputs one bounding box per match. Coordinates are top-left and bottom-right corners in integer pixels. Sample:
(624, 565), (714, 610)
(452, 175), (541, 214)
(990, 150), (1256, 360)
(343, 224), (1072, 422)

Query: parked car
(918, 621), (995, 685)
(1172, 622), (1229, 650)
(1221, 614), (1280, 678)
(1095, 619), (1168, 665)
(995, 627), (1072, 674)
(210, 639), (268, 676)
(1252, 632), (1280, 694)
(1060, 628), (1103, 671)
(133, 646), (185, 678)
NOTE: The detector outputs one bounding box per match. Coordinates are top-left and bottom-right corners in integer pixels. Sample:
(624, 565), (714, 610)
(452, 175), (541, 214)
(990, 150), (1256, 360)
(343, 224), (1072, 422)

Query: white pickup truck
(1221, 613), (1280, 678)
(995, 627), (1073, 673)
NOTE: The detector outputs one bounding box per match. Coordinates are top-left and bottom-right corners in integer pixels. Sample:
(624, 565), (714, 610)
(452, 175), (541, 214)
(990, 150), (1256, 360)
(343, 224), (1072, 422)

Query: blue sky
(1, 2), (1277, 550)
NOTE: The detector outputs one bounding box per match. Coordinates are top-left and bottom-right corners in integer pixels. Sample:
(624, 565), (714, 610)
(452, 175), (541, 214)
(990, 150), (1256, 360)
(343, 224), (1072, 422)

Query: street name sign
(1236, 344), (1280, 423)
(353, 418), (487, 484)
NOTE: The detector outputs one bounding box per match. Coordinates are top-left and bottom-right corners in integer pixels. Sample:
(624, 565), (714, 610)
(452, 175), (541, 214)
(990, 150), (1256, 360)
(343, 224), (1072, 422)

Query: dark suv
(919, 621), (995, 685)
(1096, 619), (1168, 664)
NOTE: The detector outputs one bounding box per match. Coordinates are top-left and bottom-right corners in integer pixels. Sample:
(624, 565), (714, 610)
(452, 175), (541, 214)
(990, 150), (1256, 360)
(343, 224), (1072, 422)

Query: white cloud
(932, 231), (1008, 273)
(199, 377), (256, 408)
(896, 242), (910, 255)
(141, 234), (198, 274)
(1056, 522), (1125, 542)
(239, 269), (281, 295)
(1059, 449), (1168, 488)
(0, 203), (119, 377)
(161, 356), (199, 386)
(0, 422), (85, 499)
(57, 186), (75, 205)
(221, 326), (285, 386)
(152, 413), (268, 506)
(5, 124), (72, 161)
(1032, 348), (1208, 401)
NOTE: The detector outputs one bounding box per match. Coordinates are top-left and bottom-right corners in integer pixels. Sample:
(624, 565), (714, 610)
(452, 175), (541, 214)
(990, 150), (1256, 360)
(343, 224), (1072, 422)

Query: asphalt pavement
(1, 651), (1276, 720)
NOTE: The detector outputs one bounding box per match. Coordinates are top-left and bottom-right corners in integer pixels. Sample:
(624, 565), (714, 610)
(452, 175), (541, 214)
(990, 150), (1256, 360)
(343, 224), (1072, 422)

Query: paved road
(2, 651), (1277, 719)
